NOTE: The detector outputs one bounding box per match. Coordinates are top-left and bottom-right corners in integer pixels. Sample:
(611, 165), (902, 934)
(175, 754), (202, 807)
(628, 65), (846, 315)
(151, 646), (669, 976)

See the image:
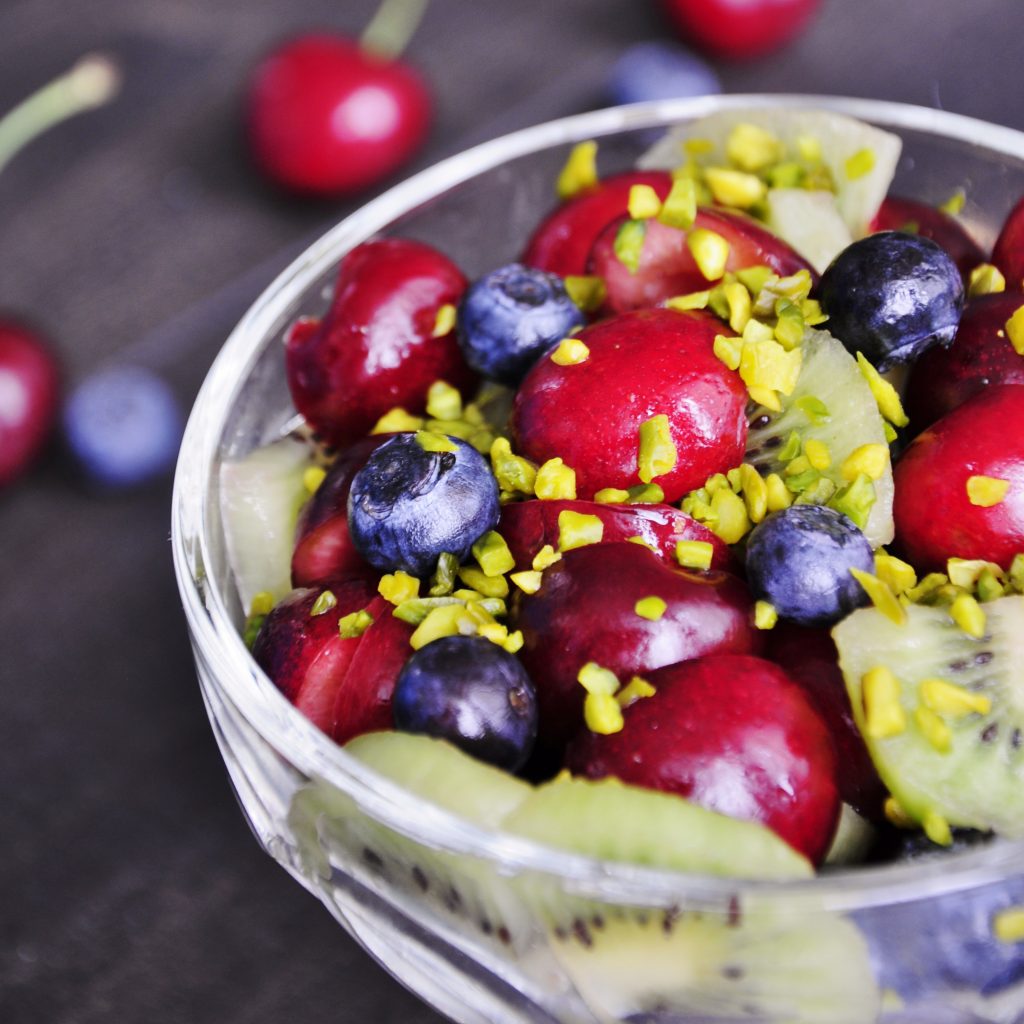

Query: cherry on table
(245, 0), (432, 197)
(660, 0), (822, 61)
(0, 321), (59, 489)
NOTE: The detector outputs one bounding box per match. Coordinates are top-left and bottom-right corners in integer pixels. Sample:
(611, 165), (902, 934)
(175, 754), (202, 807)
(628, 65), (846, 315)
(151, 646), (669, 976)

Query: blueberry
(745, 504), (873, 627)
(819, 231), (964, 371)
(606, 41), (720, 106)
(854, 871), (1024, 1003)
(457, 263), (586, 385)
(393, 635), (538, 771)
(63, 365), (183, 488)
(347, 432), (499, 577)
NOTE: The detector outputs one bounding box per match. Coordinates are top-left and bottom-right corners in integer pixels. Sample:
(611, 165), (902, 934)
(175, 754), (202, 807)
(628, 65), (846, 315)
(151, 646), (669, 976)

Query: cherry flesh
(893, 384), (1024, 572)
(512, 307), (748, 502)
(567, 653), (839, 863)
(246, 34), (430, 197)
(590, 209), (814, 314)
(513, 542), (761, 752)
(286, 238), (474, 449)
(0, 321), (59, 488)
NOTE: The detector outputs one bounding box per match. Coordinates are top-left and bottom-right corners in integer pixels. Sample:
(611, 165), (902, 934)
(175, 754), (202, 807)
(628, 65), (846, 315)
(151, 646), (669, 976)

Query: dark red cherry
(0, 320), (59, 488)
(870, 196), (985, 280)
(904, 293), (1024, 431)
(245, 33), (430, 197)
(566, 654), (840, 864)
(590, 208), (815, 314)
(520, 171), (673, 278)
(286, 238), (474, 449)
(993, 194), (1024, 291)
(513, 542), (760, 752)
(660, 0), (822, 60)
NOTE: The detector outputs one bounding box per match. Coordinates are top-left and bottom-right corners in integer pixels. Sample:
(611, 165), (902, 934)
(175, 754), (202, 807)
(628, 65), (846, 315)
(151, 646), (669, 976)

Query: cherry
(893, 384), (1024, 572)
(253, 585), (414, 744)
(765, 623), (886, 819)
(566, 654), (840, 863)
(498, 498), (732, 573)
(660, 0), (822, 61)
(245, 2), (431, 197)
(870, 196), (985, 280)
(903, 293), (1024, 432)
(512, 542), (761, 752)
(0, 321), (59, 488)
(993, 194), (1024, 291)
(285, 237), (475, 449)
(291, 434), (389, 588)
(512, 307), (748, 502)
(589, 209), (814, 314)
(520, 171), (673, 278)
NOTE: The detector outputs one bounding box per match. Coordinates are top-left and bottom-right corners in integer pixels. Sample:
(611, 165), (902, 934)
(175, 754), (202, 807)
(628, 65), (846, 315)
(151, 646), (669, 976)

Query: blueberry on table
(819, 231), (964, 371)
(456, 263), (586, 385)
(347, 431), (499, 577)
(606, 41), (720, 106)
(63, 365), (183, 488)
(392, 635), (538, 771)
(745, 504), (874, 627)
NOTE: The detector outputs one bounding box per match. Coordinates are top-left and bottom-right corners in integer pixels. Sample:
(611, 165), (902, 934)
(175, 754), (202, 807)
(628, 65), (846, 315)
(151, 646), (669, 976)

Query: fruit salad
(218, 107), (1024, 1019)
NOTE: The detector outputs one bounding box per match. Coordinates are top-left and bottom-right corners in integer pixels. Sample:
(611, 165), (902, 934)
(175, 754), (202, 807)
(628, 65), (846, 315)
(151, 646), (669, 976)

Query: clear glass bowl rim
(172, 94), (1024, 914)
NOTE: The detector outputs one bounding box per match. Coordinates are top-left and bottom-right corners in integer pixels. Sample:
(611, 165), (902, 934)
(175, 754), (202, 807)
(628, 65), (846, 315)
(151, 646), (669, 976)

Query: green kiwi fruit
(746, 327), (895, 547)
(502, 779), (878, 1023)
(834, 595), (1024, 838)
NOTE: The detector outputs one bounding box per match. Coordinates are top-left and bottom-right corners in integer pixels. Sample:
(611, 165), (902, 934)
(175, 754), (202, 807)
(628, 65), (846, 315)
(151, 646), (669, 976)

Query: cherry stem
(0, 53), (121, 177)
(360, 0), (430, 59)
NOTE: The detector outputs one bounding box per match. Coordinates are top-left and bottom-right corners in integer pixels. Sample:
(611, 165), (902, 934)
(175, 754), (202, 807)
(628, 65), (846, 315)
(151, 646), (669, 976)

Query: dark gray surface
(3, 1), (1023, 1022)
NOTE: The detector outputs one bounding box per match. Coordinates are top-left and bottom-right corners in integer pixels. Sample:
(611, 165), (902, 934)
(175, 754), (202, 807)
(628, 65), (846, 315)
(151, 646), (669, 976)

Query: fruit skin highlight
(893, 384), (1024, 571)
(567, 653), (841, 863)
(870, 195), (985, 279)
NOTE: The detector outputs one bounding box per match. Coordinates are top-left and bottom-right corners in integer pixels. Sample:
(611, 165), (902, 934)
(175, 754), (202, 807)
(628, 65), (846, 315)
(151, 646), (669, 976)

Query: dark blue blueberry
(63, 365), (183, 488)
(744, 504), (873, 627)
(457, 263), (586, 385)
(854, 869), (1024, 1004)
(347, 432), (499, 577)
(393, 635), (538, 772)
(606, 41), (720, 106)
(819, 231), (964, 371)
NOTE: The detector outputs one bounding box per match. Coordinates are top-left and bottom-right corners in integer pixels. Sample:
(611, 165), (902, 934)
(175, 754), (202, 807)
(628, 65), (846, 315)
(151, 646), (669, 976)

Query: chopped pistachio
(578, 661), (619, 696)
(914, 705), (953, 753)
(723, 281), (752, 333)
(862, 666), (906, 738)
(628, 182), (663, 219)
(845, 148), (876, 180)
(425, 380), (462, 421)
(428, 552), (459, 596)
(736, 265), (774, 296)
(510, 570), (543, 594)
(754, 600), (778, 630)
(534, 457), (577, 500)
(472, 531), (515, 577)
(713, 333), (743, 371)
(614, 218), (647, 274)
(851, 568), (906, 626)
(558, 509), (604, 551)
(415, 429), (458, 453)
(556, 140), (598, 199)
(993, 907), (1024, 944)
(739, 338), (802, 397)
(874, 552), (917, 595)
(764, 472), (793, 512)
(1006, 306), (1024, 354)
(968, 263), (1006, 297)
(704, 167), (767, 209)
(726, 122), (783, 172)
(311, 589), (337, 616)
(490, 437), (537, 496)
(828, 473), (876, 531)
(339, 608), (374, 639)
(923, 810), (953, 847)
(564, 275), (606, 312)
(616, 675), (656, 708)
(550, 337), (591, 366)
(804, 438), (831, 471)
(378, 571), (420, 605)
(657, 177), (697, 229)
(634, 595), (667, 621)
(947, 557), (1004, 590)
(665, 290), (709, 311)
(841, 443), (890, 482)
(919, 677), (991, 718)
(738, 463), (768, 523)
(687, 228), (730, 281)
(409, 603), (481, 649)
(531, 544), (562, 571)
(584, 691), (624, 735)
(627, 482), (665, 504)
(432, 303), (457, 337)
(856, 352), (909, 426)
(303, 465), (327, 494)
(939, 188), (966, 215)
(637, 414), (677, 484)
(794, 395), (829, 424)
(250, 591), (275, 617)
(709, 487), (750, 544)
(675, 539), (714, 570)
(950, 593), (986, 638)
(457, 565), (509, 598)
(371, 407), (425, 434)
(967, 474), (1009, 507)
(594, 486), (630, 504)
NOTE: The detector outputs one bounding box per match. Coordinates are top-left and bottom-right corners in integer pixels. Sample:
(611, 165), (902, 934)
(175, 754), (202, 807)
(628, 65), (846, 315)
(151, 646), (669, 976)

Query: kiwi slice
(746, 327), (895, 547)
(502, 779), (880, 1024)
(834, 595), (1024, 837)
(766, 188), (853, 273)
(219, 436), (311, 609)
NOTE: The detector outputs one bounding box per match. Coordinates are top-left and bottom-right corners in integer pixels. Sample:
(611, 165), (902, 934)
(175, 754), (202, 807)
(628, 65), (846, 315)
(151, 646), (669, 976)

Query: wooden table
(4, 1), (1023, 1021)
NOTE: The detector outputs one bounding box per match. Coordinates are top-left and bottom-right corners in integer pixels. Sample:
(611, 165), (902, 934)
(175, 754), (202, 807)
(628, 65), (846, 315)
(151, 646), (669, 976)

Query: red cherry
(0, 321), (59, 488)
(589, 208), (815, 314)
(498, 498), (732, 572)
(513, 542), (761, 752)
(893, 384), (1024, 572)
(993, 194), (1024, 291)
(567, 654), (840, 863)
(512, 307), (748, 502)
(245, 34), (430, 197)
(660, 0), (822, 60)
(765, 623), (886, 819)
(286, 238), (474, 449)
(870, 196), (985, 280)
(520, 171), (674, 277)
(903, 293), (1024, 432)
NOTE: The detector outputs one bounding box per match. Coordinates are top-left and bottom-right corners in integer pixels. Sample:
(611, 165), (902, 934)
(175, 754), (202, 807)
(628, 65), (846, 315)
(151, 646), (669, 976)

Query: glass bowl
(172, 96), (1024, 1024)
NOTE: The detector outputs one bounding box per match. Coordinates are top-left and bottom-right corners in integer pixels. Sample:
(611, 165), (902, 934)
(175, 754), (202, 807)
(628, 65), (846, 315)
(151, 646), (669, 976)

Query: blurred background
(4, 1), (1024, 1021)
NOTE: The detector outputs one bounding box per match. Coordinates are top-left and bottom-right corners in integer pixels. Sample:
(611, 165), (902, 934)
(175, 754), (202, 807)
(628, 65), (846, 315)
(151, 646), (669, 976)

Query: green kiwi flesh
(834, 595), (1024, 837)
(746, 327), (895, 547)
